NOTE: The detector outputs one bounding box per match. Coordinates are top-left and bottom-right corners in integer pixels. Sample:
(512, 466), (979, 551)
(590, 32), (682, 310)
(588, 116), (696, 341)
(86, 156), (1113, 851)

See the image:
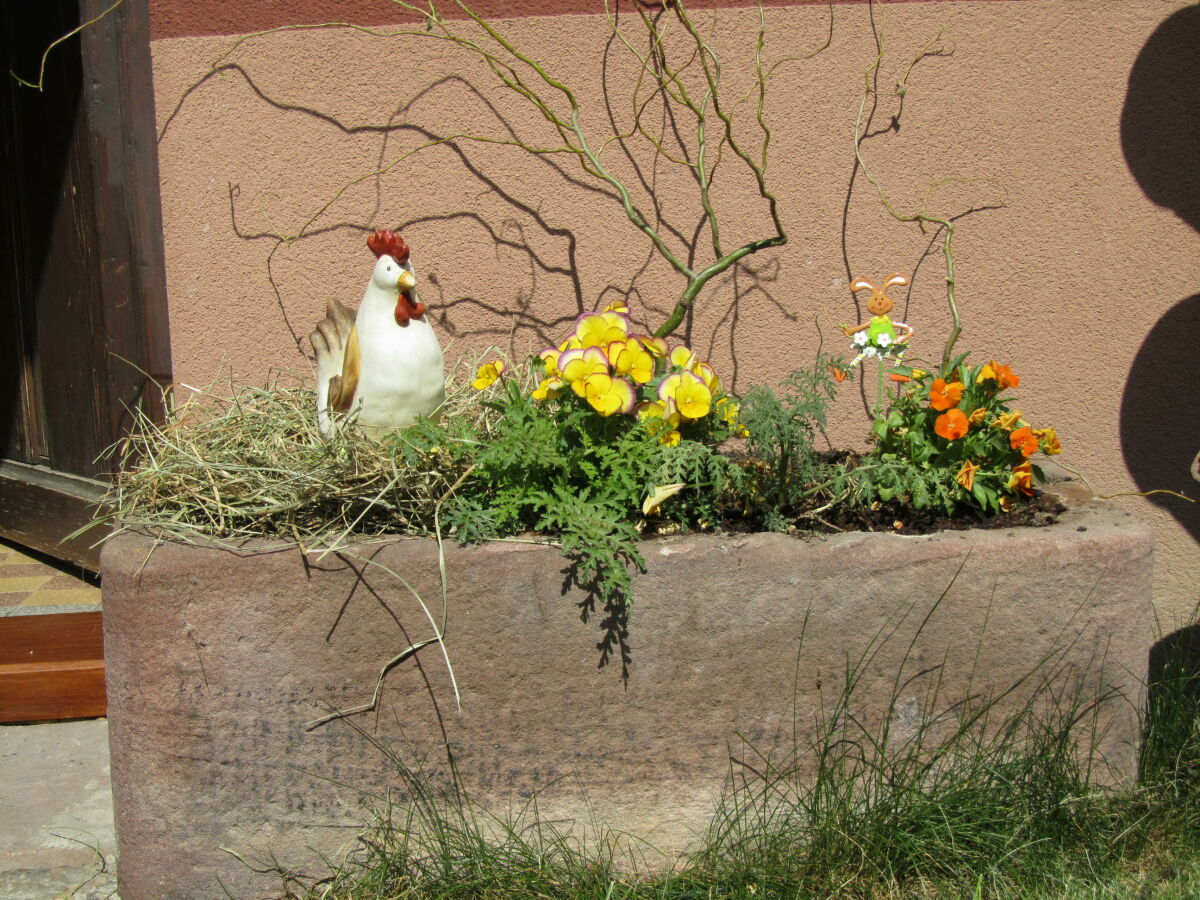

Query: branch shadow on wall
(200, 67), (603, 353)
(162, 52), (788, 388)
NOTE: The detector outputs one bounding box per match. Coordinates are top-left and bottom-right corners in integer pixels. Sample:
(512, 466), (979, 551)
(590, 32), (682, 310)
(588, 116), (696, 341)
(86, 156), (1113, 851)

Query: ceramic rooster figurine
(311, 229), (445, 436)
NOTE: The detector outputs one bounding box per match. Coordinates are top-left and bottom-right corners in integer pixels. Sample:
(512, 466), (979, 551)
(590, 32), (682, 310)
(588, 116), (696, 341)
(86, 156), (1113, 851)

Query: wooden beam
(0, 460), (108, 572)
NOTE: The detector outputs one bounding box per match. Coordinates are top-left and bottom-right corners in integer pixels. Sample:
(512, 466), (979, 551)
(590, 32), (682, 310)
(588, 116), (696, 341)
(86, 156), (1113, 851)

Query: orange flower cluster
(977, 360), (1020, 390)
(929, 377), (968, 440)
(917, 360), (1061, 503)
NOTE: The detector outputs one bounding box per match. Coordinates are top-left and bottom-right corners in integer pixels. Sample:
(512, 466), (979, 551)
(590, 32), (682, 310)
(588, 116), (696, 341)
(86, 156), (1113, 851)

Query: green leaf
(971, 481), (991, 510)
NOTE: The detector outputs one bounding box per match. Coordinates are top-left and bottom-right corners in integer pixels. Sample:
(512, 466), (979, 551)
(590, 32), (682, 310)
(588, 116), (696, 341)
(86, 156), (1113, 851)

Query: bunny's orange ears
(850, 272), (909, 302)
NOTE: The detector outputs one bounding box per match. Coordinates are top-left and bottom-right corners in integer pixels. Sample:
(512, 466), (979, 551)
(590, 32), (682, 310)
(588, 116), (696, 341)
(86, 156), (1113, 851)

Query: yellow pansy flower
(693, 362), (721, 394)
(559, 347), (610, 397)
(993, 410), (1024, 431)
(471, 360), (506, 390)
(575, 311), (628, 348)
(607, 339), (655, 384)
(669, 345), (698, 370)
(539, 347), (563, 377)
(531, 377), (565, 402)
(716, 396), (748, 435)
(638, 336), (669, 358)
(660, 371), (713, 421)
(583, 372), (636, 416)
(636, 399), (666, 422)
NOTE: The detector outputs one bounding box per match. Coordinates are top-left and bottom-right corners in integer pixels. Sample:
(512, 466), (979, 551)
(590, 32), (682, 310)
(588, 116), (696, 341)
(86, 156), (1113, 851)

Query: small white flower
(862, 346), (879, 358)
(877, 332), (893, 348)
(852, 331), (868, 347)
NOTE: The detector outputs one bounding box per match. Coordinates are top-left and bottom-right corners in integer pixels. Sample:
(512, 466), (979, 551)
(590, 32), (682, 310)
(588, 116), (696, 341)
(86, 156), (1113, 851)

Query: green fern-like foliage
(735, 355), (844, 530)
(431, 376), (737, 676)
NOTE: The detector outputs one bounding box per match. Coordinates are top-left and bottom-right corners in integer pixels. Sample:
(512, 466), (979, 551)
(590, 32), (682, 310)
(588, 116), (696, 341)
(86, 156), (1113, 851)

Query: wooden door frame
(0, 0), (171, 571)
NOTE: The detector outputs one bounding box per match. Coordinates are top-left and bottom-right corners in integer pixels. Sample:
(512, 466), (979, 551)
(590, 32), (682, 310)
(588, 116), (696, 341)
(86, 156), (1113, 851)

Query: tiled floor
(0, 540), (100, 617)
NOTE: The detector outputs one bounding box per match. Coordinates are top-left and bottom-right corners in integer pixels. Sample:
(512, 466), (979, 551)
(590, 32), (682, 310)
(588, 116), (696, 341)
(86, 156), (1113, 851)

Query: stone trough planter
(102, 480), (1153, 900)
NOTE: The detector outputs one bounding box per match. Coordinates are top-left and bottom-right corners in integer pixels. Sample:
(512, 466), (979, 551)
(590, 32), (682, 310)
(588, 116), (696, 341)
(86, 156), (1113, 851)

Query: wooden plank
(80, 0), (173, 441)
(0, 459), (108, 571)
(0, 611), (103, 666)
(0, 662), (107, 723)
(0, 610), (106, 722)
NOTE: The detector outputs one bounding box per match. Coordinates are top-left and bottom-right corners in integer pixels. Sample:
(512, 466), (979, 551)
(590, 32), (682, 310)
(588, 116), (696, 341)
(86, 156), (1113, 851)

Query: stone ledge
(102, 483), (1153, 900)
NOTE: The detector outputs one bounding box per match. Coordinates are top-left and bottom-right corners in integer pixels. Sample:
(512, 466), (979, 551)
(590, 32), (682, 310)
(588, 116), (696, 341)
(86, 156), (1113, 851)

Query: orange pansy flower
(928, 378), (964, 412)
(934, 408), (969, 441)
(995, 362), (1019, 389)
(977, 360), (1020, 390)
(1008, 460), (1035, 497)
(1034, 427), (1062, 455)
(955, 460), (981, 492)
(1010, 426), (1038, 458)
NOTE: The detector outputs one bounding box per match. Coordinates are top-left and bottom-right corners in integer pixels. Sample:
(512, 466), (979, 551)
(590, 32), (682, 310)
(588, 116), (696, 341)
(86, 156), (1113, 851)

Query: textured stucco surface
(103, 482), (1152, 900)
(147, 0), (1200, 623)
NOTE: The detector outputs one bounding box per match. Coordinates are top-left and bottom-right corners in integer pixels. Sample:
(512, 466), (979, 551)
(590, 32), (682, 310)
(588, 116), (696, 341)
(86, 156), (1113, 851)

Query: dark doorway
(0, 0), (170, 569)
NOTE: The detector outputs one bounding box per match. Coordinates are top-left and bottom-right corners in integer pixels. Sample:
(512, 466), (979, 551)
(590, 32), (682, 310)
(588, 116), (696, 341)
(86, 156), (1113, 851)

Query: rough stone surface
(103, 483), (1153, 900)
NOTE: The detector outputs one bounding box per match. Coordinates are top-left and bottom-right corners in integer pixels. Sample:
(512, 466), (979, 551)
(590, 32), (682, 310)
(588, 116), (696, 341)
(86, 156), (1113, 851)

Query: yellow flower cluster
(524, 302), (742, 440)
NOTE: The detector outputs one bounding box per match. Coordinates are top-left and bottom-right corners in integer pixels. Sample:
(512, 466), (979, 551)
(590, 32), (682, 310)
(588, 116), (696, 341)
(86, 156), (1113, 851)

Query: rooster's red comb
(367, 229), (410, 263)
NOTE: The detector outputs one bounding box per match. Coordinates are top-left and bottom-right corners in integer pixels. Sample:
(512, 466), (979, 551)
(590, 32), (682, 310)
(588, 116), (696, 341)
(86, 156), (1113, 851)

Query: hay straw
(100, 357), (507, 551)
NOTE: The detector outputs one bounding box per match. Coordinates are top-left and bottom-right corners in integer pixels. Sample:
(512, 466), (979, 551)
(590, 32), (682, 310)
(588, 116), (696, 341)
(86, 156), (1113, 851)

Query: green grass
(251, 635), (1200, 900)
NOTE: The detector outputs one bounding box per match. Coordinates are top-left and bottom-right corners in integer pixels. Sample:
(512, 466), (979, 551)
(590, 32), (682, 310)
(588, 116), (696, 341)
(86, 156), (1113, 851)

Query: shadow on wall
(1120, 4), (1200, 232)
(1120, 295), (1200, 543)
(1119, 5), (1200, 545)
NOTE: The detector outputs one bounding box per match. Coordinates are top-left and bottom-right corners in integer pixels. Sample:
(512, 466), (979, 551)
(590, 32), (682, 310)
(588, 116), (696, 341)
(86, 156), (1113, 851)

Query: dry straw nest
(101, 361), (495, 550)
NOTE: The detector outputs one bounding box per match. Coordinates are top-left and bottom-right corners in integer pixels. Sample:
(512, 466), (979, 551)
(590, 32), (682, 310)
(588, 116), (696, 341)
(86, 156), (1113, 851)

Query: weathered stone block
(102, 482), (1153, 899)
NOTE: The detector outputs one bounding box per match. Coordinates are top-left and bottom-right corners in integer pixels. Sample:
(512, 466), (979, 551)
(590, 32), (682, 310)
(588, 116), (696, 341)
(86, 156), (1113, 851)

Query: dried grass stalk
(101, 361), (499, 551)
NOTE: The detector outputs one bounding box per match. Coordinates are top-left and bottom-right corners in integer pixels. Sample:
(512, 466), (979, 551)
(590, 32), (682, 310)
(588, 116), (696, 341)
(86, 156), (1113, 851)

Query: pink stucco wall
(146, 0), (1200, 624)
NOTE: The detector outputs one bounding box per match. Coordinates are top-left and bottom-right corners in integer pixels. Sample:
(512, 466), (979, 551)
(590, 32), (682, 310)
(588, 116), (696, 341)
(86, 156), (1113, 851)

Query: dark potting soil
(815, 489), (1066, 536)
(647, 450), (1068, 539)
